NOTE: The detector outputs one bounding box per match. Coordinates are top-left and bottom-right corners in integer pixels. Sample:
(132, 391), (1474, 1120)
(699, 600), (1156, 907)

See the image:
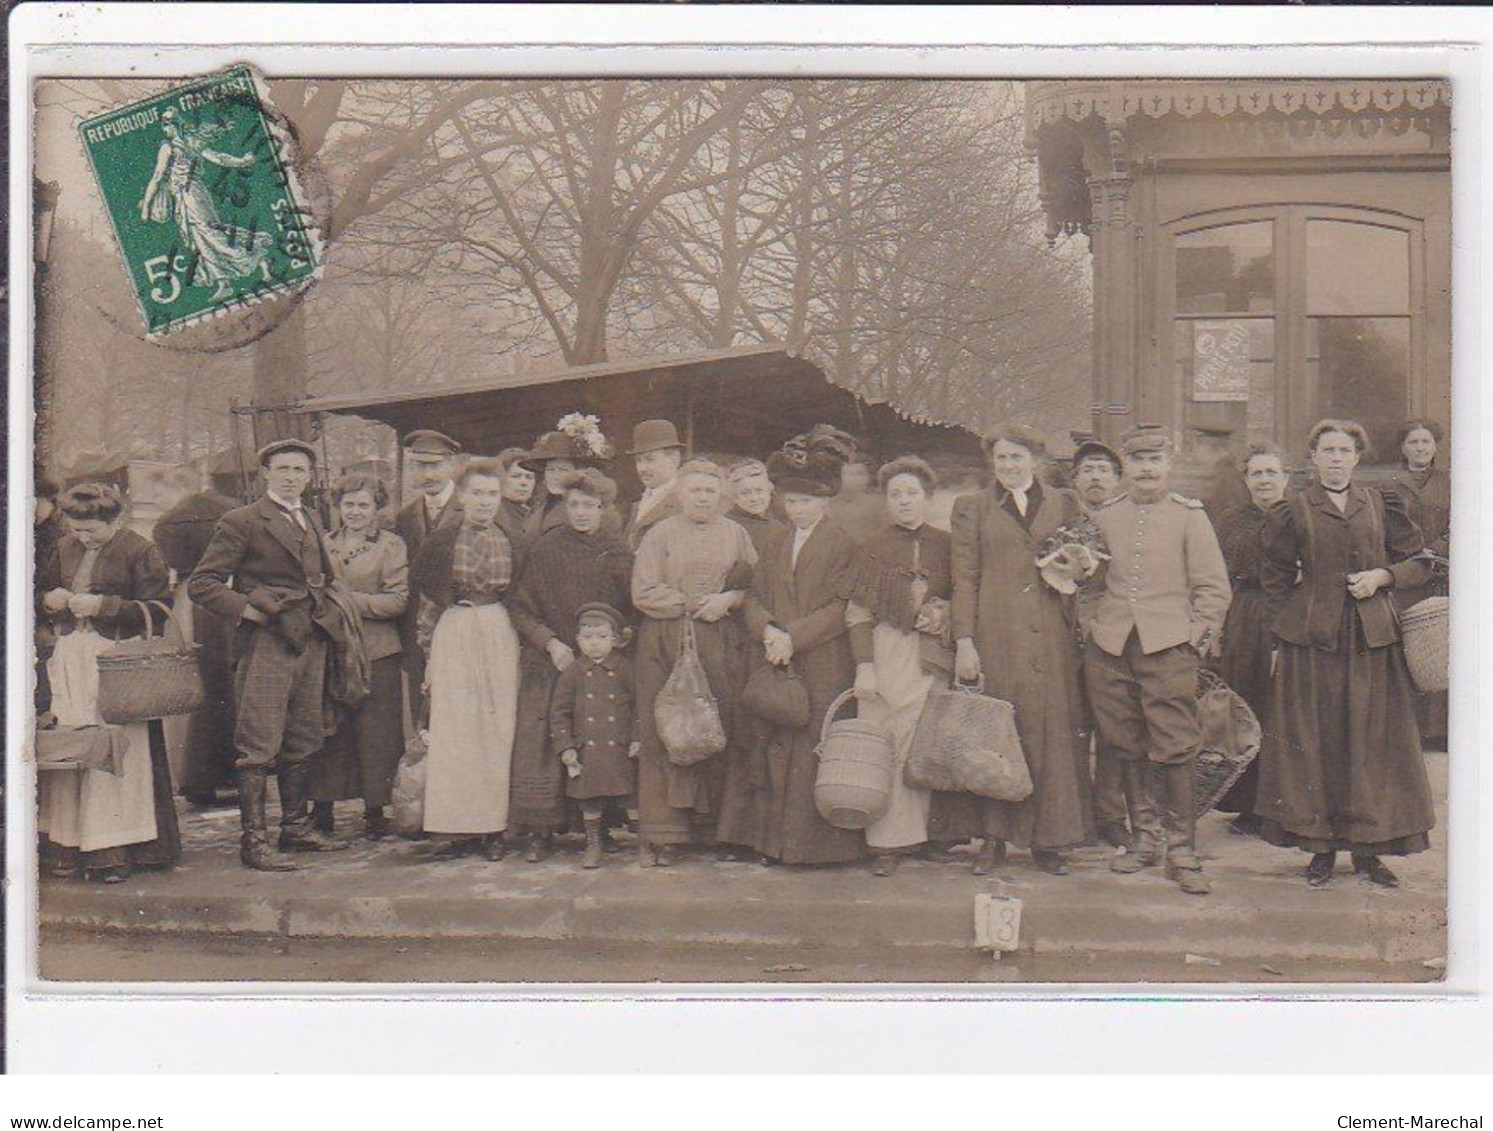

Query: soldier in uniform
(395, 430), (464, 724)
(1080, 425), (1231, 895)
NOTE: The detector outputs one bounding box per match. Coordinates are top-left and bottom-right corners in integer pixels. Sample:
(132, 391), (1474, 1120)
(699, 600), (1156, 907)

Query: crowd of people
(34, 410), (1450, 897)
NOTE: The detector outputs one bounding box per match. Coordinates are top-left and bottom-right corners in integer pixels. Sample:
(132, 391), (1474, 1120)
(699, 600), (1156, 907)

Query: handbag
(904, 679), (1033, 802)
(96, 600), (205, 724)
(741, 662), (811, 729)
(654, 617), (728, 766)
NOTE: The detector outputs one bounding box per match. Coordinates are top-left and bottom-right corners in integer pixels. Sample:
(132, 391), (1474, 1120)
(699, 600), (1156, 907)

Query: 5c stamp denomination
(78, 65), (322, 337)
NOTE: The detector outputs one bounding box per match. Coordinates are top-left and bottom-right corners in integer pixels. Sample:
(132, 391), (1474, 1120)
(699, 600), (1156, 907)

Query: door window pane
(1176, 221), (1275, 315)
(1306, 221), (1410, 315)
(1305, 317), (1410, 459)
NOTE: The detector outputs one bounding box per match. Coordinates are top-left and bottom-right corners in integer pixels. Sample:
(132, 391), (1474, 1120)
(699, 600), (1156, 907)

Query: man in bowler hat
(1079, 424), (1231, 895)
(188, 438), (351, 870)
(395, 430), (463, 723)
(624, 419), (685, 551)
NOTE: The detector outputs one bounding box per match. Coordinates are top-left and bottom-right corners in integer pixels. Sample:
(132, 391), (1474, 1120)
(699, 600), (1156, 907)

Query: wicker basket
(813, 689), (896, 830)
(1400, 596), (1449, 693)
(1191, 668), (1261, 819)
(96, 600), (204, 724)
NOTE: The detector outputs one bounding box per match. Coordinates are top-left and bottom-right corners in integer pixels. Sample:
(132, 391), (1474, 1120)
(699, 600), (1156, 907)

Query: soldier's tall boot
(1111, 757), (1164, 874)
(1161, 761), (1210, 895)
(238, 770), (296, 872)
(277, 761), (349, 853)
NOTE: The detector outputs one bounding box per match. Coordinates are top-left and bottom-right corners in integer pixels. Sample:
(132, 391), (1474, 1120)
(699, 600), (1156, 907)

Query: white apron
(860, 622), (935, 851)
(39, 627), (158, 851)
(422, 603), (519, 834)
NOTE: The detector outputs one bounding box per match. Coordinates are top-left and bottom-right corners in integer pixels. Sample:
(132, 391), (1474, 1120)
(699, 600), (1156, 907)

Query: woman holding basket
(37, 483), (182, 882)
(844, 457), (953, 877)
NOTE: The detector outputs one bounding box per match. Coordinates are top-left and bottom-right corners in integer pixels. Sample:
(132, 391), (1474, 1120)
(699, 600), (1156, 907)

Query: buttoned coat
(934, 484), (1093, 849)
(326, 527), (409, 662)
(187, 496), (337, 633)
(549, 653), (638, 800)
(1261, 484), (1430, 652)
(1081, 492), (1231, 657)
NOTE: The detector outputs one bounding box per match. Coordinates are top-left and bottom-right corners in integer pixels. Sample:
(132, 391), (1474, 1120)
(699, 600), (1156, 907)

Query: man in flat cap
(189, 438), (349, 870)
(395, 430), (463, 723)
(1070, 437), (1131, 849)
(1079, 424), (1231, 895)
(623, 419), (685, 551)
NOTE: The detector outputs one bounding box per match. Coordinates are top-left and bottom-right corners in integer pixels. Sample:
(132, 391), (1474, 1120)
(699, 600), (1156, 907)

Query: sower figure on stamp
(188, 439), (351, 871)
(395, 430), (464, 727)
(1080, 425), (1231, 895)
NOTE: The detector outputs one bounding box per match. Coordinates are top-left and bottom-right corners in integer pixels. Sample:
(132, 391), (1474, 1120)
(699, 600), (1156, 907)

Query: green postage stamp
(78, 66), (322, 337)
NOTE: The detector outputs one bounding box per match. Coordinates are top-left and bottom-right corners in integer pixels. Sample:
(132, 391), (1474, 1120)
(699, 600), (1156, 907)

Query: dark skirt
(634, 615), (741, 846)
(1256, 608), (1434, 856)
(177, 606), (237, 799)
(1215, 587), (1273, 815)
(509, 647), (567, 833)
(308, 655), (404, 808)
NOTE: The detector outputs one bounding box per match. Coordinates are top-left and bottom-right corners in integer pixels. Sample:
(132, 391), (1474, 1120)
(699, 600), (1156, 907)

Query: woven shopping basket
(1191, 668), (1261, 819)
(813, 689), (896, 829)
(96, 600), (204, 724)
(1399, 596), (1449, 693)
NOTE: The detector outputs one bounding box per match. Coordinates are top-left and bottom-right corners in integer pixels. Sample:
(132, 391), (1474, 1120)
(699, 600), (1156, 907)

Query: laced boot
(312, 801), (335, 836)
(582, 816), (604, 870)
(971, 839), (1006, 876)
(238, 771), (296, 872)
(524, 832), (550, 863)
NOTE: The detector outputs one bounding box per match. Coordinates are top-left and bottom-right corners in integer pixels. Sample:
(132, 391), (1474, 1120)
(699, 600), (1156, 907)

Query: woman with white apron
(37, 483), (181, 883)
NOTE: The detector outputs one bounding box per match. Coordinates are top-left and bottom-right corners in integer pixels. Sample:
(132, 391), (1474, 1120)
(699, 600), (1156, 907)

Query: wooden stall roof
(292, 345), (983, 464)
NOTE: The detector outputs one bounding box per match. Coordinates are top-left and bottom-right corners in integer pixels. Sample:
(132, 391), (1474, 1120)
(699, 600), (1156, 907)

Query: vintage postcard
(12, 19), (1468, 1022)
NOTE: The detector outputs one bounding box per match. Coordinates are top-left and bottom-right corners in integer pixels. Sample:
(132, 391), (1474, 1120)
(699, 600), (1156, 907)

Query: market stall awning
(290, 345), (982, 464)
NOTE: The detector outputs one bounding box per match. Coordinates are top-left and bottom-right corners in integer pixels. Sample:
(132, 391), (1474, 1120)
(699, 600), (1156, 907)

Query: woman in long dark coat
(508, 470), (634, 861)
(718, 445), (863, 866)
(1257, 419), (1435, 888)
(1388, 418), (1450, 748)
(940, 424), (1094, 875)
(631, 460), (757, 866)
(1212, 442), (1289, 833)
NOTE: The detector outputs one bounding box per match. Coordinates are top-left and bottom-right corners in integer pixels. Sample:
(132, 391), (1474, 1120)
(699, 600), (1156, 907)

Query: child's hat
(576, 602), (626, 634)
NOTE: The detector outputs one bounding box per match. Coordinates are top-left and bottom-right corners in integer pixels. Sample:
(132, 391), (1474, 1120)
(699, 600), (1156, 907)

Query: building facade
(1026, 79), (1451, 470)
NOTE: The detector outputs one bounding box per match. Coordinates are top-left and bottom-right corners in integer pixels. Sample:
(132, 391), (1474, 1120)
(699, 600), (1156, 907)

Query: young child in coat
(550, 603), (640, 868)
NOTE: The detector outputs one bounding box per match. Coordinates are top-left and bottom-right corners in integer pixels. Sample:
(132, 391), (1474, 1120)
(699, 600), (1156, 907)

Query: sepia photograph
(20, 61), (1454, 991)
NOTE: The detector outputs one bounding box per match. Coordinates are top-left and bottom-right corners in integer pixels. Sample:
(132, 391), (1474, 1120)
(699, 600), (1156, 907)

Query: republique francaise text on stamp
(78, 65), (322, 337)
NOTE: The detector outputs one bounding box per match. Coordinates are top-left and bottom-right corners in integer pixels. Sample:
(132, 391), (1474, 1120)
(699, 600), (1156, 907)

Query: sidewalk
(38, 755), (1449, 974)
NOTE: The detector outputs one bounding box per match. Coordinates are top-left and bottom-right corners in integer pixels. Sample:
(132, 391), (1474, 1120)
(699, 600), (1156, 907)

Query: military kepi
(1119, 423), (1175, 456)
(257, 437), (318, 467)
(402, 430), (462, 460)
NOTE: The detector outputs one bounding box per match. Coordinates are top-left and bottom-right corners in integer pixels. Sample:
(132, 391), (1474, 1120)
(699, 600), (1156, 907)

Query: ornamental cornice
(1025, 79), (1451, 137)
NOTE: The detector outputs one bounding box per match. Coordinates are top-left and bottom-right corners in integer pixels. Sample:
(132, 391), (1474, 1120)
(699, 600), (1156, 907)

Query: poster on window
(1192, 319), (1252, 402)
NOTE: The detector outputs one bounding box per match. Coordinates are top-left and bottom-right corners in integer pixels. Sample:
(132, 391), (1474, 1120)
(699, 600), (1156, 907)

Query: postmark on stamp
(78, 65), (323, 338)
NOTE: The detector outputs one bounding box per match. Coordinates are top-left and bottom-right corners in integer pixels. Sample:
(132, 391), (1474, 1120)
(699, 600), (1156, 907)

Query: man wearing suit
(623, 419), (685, 552)
(188, 439), (350, 871)
(394, 430), (464, 724)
